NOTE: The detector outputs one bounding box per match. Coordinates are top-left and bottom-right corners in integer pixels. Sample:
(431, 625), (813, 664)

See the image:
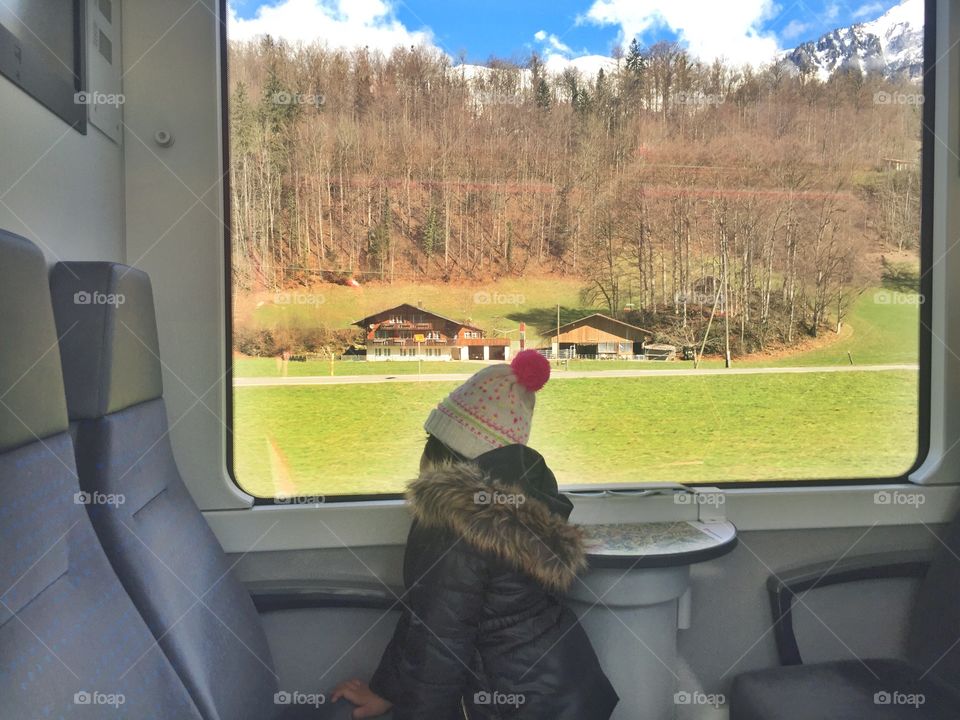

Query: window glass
(227, 0), (926, 497)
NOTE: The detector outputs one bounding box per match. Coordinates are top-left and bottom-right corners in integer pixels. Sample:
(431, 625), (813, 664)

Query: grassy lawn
(231, 286), (922, 498)
(233, 370), (919, 497)
(742, 289), (921, 367)
(238, 276), (590, 345)
(235, 357), (487, 377)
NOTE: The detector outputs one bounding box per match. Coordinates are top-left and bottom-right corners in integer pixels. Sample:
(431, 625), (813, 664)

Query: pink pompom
(511, 350), (551, 392)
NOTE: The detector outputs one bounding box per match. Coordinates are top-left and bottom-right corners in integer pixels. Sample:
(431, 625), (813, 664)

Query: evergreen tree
(261, 66), (299, 134)
(535, 77), (552, 110)
(422, 207), (442, 257)
(623, 38), (648, 111)
(368, 194), (392, 277)
(231, 82), (255, 157)
(626, 38), (647, 77)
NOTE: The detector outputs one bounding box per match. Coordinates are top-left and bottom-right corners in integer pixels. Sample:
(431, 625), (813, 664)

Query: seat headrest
(50, 262), (164, 420)
(0, 230), (70, 452)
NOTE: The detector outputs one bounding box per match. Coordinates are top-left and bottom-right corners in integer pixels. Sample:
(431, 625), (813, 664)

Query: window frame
(0, 0), (87, 133)
(221, 0), (935, 503)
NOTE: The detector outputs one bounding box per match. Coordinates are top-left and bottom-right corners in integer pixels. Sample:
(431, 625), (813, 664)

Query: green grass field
(232, 286), (922, 497)
(233, 370), (919, 497)
(747, 290), (921, 367)
(235, 357), (485, 377)
(239, 277), (588, 345)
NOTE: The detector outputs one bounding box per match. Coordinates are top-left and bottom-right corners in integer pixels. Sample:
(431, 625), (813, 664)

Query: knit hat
(424, 350), (551, 459)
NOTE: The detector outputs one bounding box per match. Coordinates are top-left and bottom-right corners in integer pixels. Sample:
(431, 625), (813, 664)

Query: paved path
(234, 364), (919, 387)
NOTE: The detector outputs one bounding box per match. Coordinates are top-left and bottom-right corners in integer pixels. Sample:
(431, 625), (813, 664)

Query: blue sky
(228, 0), (909, 67)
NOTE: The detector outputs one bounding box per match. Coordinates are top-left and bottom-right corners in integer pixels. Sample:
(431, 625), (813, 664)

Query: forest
(228, 37), (923, 355)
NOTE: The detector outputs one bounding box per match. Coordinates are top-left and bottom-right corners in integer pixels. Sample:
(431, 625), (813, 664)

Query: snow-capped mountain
(782, 0), (924, 81)
(454, 55), (618, 87)
(452, 0), (923, 92)
(452, 56), (619, 107)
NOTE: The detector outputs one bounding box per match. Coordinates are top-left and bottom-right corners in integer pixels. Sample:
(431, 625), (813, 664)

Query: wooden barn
(353, 303), (510, 361)
(541, 314), (653, 359)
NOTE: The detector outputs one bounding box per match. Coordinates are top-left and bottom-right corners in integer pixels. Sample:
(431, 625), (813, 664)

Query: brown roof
(541, 313), (653, 339)
(352, 303), (482, 331)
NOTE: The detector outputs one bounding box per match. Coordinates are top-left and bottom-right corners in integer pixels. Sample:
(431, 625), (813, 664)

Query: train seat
(0, 231), (204, 719)
(50, 261), (344, 719)
(731, 520), (960, 719)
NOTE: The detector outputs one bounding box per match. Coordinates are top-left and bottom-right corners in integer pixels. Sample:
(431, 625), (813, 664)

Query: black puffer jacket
(371, 444), (618, 720)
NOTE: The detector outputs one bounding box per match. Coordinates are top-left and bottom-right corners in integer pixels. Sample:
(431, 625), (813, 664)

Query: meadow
(232, 287), (921, 497)
(234, 283), (921, 378)
(232, 371), (918, 497)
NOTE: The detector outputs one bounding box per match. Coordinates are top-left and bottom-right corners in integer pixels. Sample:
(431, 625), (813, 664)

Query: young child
(332, 350), (618, 719)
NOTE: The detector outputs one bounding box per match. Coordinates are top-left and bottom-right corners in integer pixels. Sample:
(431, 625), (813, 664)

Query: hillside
(228, 10), (923, 357)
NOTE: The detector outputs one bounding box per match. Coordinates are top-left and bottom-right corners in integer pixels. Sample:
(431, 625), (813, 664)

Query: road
(233, 364), (919, 387)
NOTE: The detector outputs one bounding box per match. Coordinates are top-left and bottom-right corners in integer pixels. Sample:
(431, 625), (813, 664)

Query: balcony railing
(369, 337), (509, 347)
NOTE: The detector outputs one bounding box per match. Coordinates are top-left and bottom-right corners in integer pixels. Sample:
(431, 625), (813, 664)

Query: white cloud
(228, 0), (437, 53)
(782, 19), (813, 40)
(533, 30), (574, 56)
(533, 28), (604, 76)
(581, 0), (782, 66)
(853, 2), (886, 19)
(823, 2), (841, 22)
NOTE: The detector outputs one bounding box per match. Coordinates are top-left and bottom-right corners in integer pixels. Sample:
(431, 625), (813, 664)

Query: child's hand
(332, 679), (393, 718)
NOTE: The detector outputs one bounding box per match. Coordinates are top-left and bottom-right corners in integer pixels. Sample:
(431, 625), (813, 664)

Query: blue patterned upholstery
(0, 231), (203, 719)
(50, 261), (301, 720)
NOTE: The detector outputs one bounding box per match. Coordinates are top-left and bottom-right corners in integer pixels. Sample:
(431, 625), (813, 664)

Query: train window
(225, 0), (930, 499)
(0, 0), (86, 131)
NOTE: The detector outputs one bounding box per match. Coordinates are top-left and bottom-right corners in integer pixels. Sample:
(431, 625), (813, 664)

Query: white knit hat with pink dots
(423, 350), (551, 459)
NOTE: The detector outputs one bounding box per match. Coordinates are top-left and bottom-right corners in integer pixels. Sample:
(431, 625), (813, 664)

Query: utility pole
(723, 278), (732, 368)
(695, 283), (723, 369)
(556, 304), (561, 359)
(721, 232), (732, 369)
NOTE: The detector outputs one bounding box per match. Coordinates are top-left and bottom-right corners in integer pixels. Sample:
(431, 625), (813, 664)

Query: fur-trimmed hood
(406, 447), (586, 593)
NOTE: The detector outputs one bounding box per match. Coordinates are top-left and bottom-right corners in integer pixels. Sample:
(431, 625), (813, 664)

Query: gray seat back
(907, 516), (960, 689)
(50, 261), (282, 720)
(0, 231), (203, 719)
